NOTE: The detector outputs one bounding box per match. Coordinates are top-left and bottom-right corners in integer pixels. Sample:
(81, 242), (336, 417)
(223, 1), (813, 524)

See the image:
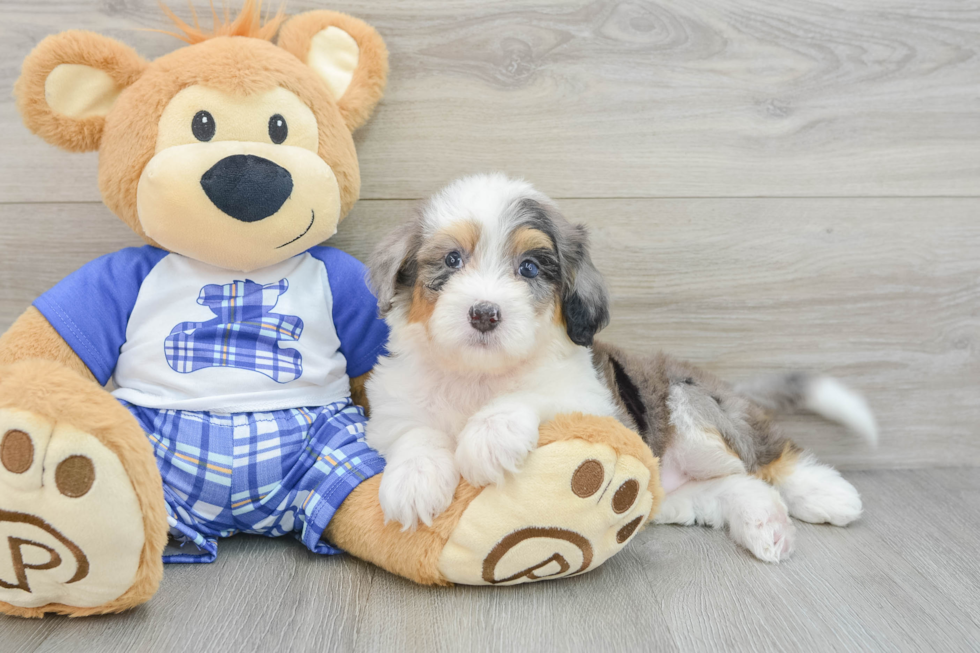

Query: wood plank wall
(1, 1), (978, 469)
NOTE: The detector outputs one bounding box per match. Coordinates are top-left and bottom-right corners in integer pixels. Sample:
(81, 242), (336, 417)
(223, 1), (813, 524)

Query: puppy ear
(368, 215), (422, 317)
(15, 31), (147, 152)
(559, 224), (610, 347)
(277, 11), (388, 132)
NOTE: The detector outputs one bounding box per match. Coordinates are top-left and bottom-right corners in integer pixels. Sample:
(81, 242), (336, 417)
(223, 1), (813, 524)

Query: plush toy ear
(277, 11), (389, 132)
(15, 30), (146, 153)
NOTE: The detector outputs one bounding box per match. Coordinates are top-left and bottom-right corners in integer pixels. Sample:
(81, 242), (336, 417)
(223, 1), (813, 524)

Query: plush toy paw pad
(0, 408), (145, 610)
(438, 438), (656, 585)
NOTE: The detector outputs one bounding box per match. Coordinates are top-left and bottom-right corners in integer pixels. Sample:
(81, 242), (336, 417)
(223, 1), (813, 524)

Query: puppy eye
(268, 114), (288, 144)
(192, 110), (215, 142)
(445, 251), (463, 269)
(519, 260), (539, 279)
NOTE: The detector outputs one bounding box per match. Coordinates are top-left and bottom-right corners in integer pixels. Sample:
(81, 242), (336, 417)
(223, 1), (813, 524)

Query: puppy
(366, 174), (876, 563)
(366, 173), (617, 529)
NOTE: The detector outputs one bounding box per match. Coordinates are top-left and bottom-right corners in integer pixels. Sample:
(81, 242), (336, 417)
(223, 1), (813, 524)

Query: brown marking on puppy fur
(705, 426), (741, 460)
(754, 442), (802, 486)
(552, 298), (566, 326)
(421, 220), (481, 260)
(407, 283), (437, 325)
(509, 226), (553, 257)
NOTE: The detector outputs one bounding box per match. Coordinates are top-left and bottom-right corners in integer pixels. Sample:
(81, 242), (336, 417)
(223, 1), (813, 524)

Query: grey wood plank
(6, 197), (973, 469)
(2, 468), (978, 652)
(2, 0), (980, 202)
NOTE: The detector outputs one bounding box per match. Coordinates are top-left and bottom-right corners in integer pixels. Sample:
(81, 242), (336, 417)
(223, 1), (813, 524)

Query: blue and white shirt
(34, 246), (388, 414)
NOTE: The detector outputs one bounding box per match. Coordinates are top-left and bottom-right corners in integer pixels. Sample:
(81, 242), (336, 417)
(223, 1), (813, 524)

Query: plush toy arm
(350, 371), (371, 415)
(324, 414), (663, 586)
(0, 306), (95, 382)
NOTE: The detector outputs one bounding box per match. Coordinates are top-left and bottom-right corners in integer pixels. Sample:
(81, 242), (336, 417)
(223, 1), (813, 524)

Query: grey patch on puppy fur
(513, 199), (609, 346)
(592, 341), (673, 457)
(368, 210), (424, 316)
(593, 341), (794, 471)
(735, 372), (814, 413)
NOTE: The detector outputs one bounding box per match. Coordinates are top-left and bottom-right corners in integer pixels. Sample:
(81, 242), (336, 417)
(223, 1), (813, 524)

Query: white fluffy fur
(655, 474), (796, 563)
(775, 453), (863, 526)
(805, 376), (879, 445)
(366, 175), (617, 528)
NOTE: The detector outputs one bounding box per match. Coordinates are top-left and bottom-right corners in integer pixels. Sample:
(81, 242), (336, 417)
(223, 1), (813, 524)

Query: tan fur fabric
(540, 413), (664, 515)
(324, 476), (483, 586)
(0, 308), (95, 383)
(15, 30), (146, 153)
(349, 372), (371, 416)
(0, 361), (168, 617)
(277, 10), (389, 131)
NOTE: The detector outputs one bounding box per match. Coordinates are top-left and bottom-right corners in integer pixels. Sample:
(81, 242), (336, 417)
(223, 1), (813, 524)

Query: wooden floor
(1, 0), (979, 650)
(1, 468), (978, 652)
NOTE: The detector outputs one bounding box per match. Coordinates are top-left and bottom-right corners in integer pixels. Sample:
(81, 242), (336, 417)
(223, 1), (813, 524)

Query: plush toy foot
(326, 413), (663, 586)
(0, 361), (168, 617)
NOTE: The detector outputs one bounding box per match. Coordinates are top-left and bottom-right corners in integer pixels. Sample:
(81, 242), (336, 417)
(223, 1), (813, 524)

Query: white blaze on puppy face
(405, 175), (564, 373)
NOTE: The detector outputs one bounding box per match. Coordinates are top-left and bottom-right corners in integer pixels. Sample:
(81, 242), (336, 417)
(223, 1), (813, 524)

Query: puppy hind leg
(774, 452), (863, 526)
(655, 475), (796, 563)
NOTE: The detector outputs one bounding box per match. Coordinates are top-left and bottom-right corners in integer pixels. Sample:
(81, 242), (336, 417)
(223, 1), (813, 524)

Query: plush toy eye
(445, 251), (463, 269)
(519, 260), (539, 278)
(192, 110), (215, 142)
(268, 114), (288, 144)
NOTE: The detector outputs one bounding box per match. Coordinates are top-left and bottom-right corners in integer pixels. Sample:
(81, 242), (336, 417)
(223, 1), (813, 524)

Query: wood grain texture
(1, 468), (978, 652)
(5, 197), (975, 469)
(2, 0), (980, 201)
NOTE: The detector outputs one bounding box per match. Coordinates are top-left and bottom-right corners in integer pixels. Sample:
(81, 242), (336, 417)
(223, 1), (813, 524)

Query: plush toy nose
(200, 155), (293, 222)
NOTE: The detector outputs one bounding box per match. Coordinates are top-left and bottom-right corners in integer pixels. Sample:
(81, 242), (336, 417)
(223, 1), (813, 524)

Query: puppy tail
(735, 373), (878, 446)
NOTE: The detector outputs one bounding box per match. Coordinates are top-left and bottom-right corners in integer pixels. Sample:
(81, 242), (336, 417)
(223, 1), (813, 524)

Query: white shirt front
(112, 253), (349, 413)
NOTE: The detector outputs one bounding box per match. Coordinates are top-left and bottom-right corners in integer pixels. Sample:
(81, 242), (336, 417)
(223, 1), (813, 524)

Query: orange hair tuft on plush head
(157, 0), (286, 44)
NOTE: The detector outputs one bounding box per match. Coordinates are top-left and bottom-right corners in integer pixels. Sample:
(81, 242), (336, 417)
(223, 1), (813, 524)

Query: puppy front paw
(456, 404), (540, 487)
(378, 449), (459, 530)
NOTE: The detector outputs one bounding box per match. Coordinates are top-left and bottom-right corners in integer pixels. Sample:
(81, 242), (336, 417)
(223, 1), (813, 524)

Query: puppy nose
(200, 154), (293, 222)
(468, 302), (501, 333)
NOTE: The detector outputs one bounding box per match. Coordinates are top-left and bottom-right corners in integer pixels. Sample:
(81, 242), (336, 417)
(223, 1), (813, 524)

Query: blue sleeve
(309, 246), (389, 378)
(32, 246), (169, 385)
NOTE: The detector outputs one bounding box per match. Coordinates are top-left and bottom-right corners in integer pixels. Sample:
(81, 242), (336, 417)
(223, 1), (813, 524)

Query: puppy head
(371, 174), (609, 373)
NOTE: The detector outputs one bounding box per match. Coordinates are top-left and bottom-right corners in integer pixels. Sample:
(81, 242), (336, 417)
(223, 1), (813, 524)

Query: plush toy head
(15, 1), (387, 272)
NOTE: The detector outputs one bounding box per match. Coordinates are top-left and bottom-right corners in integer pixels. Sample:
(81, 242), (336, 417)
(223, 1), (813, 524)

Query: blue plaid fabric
(164, 278), (304, 384)
(121, 399), (385, 563)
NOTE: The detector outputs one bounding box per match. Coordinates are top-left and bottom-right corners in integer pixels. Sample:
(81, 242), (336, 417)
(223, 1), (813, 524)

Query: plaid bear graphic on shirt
(165, 278), (304, 383)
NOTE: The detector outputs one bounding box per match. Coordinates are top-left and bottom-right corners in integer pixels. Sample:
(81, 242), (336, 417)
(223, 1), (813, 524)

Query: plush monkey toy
(0, 2), (662, 617)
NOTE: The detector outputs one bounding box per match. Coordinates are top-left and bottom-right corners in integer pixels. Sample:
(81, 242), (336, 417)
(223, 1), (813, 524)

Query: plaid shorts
(121, 399), (385, 563)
